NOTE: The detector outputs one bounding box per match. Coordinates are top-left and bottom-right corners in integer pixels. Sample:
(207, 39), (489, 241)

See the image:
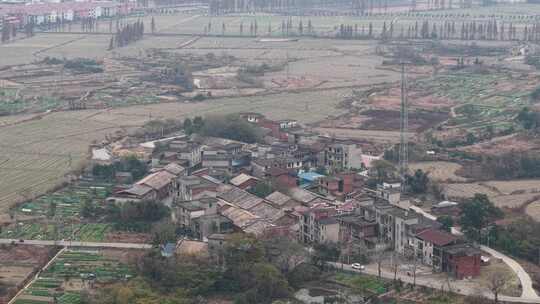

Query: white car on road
(351, 263), (365, 270)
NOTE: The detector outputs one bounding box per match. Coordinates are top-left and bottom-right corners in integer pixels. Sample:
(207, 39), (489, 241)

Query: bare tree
(371, 249), (389, 279)
(488, 271), (510, 303)
(390, 251), (401, 282)
(405, 251), (420, 288)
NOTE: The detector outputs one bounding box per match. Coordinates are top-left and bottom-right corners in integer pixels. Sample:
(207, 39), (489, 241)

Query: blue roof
(298, 172), (324, 182)
(161, 243), (176, 255)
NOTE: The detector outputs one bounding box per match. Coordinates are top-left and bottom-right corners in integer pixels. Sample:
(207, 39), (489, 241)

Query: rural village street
(2, 238), (539, 302)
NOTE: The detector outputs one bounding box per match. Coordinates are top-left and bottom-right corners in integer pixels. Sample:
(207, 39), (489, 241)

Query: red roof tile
(416, 229), (457, 247)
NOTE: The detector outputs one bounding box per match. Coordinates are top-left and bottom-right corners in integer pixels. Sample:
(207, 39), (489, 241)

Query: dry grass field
(478, 258), (522, 297)
(444, 179), (540, 209)
(409, 161), (467, 182)
(525, 200), (540, 221)
(313, 127), (405, 144)
(0, 245), (51, 294)
(0, 87), (351, 212)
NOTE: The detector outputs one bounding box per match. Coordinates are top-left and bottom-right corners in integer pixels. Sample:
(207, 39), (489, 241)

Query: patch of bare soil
(358, 109), (448, 132)
(409, 161), (467, 182)
(105, 232), (151, 244)
(478, 258), (521, 297)
(525, 200), (540, 222)
(458, 134), (540, 156)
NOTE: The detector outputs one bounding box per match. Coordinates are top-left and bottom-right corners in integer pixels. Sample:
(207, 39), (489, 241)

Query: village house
(172, 197), (218, 228)
(317, 172), (356, 200)
(265, 191), (301, 210)
(174, 141), (203, 170)
(192, 213), (234, 241)
(2, 1), (125, 26)
(324, 140), (363, 171)
(219, 204), (272, 236)
(175, 175), (220, 201)
(338, 214), (378, 249)
(229, 173), (259, 190)
(300, 203), (339, 244)
(201, 150), (232, 174)
(265, 167), (298, 189)
(110, 166), (180, 204)
(413, 228), (458, 268)
(252, 157), (304, 177)
(442, 243), (482, 279)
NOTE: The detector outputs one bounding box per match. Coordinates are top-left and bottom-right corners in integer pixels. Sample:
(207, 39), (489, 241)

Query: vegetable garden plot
(14, 250), (133, 304)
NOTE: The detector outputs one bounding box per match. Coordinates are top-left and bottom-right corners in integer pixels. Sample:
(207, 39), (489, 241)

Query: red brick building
(317, 172), (356, 200)
(442, 244), (482, 279)
(266, 167), (298, 189)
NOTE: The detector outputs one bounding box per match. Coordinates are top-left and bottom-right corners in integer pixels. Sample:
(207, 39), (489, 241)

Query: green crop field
(413, 69), (533, 132)
(0, 179), (112, 241)
(14, 250), (133, 304)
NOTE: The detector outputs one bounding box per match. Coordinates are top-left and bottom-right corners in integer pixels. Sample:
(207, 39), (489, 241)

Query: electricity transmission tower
(399, 63), (409, 193)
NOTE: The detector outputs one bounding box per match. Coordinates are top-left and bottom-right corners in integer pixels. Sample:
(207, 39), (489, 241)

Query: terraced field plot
(0, 180), (112, 241)
(14, 250), (133, 304)
(17, 180), (111, 217)
(444, 179), (540, 209)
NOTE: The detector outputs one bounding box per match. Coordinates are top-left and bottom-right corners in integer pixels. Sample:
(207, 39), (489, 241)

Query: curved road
(2, 238), (539, 302)
(481, 245), (538, 300)
(332, 262), (540, 303)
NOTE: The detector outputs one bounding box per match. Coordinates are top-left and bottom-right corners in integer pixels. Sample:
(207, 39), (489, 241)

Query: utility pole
(286, 51), (290, 79)
(399, 63), (409, 194)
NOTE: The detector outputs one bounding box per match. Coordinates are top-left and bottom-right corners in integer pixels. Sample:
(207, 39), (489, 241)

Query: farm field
(0, 86), (352, 213)
(444, 179), (540, 208)
(38, 4), (540, 38)
(0, 113), (123, 214)
(525, 200), (540, 221)
(409, 161), (467, 182)
(314, 127), (406, 143)
(16, 180), (111, 217)
(0, 245), (52, 302)
(0, 179), (113, 241)
(13, 249), (134, 304)
(0, 222), (111, 242)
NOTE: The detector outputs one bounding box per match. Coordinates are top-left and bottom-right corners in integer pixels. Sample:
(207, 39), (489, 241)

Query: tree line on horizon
(108, 20), (144, 50)
(204, 17), (540, 42)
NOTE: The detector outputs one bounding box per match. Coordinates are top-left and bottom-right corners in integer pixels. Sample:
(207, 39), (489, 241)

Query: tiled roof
(137, 171), (175, 191)
(230, 173), (258, 187)
(416, 229), (458, 247)
(265, 191), (292, 206)
(243, 220), (272, 236)
(119, 184), (153, 197)
(163, 163), (185, 176)
(220, 205), (259, 228)
(249, 202), (281, 220)
(288, 187), (319, 204)
(218, 187), (264, 210)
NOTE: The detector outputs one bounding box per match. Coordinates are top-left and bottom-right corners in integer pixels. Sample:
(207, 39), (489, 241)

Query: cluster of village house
(0, 0), (202, 29)
(94, 112), (481, 280)
(0, 1), (132, 28)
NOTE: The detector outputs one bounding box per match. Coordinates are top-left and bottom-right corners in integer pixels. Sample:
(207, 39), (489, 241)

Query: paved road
(331, 262), (540, 303)
(0, 239), (153, 249)
(481, 245), (538, 299)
